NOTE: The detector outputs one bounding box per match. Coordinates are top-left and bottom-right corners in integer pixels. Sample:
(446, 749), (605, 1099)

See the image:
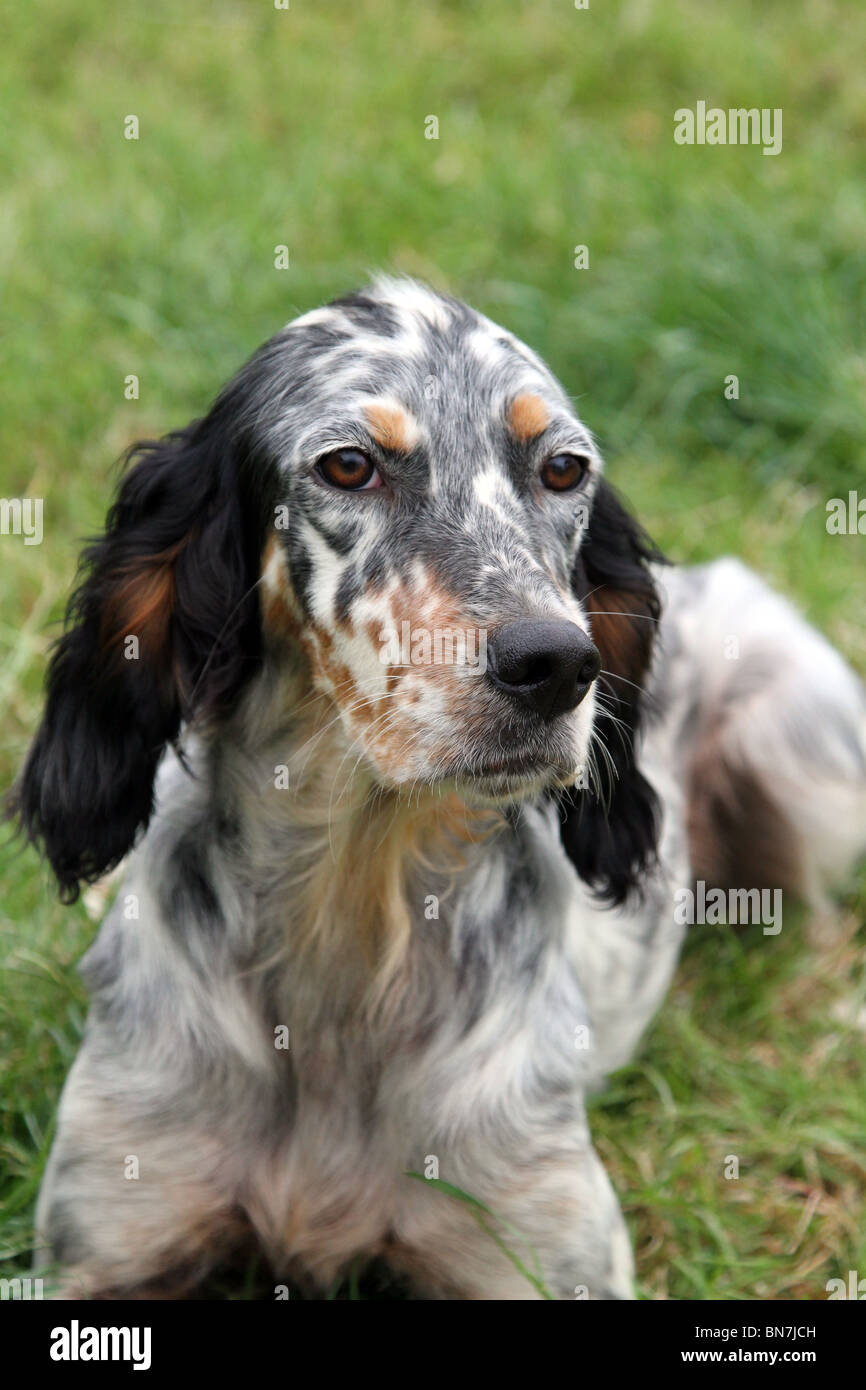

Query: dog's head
(9, 277), (662, 903)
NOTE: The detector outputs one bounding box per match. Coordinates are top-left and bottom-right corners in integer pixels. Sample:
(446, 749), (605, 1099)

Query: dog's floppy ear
(7, 412), (273, 901)
(559, 479), (665, 904)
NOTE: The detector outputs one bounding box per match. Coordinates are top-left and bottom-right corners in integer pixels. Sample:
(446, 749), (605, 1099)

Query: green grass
(1, 0), (865, 1300)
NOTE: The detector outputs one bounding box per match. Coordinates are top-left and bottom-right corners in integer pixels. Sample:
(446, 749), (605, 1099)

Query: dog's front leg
(392, 1132), (634, 1301)
(33, 1042), (249, 1299)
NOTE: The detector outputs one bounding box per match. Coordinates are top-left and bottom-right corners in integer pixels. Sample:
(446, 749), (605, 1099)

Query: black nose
(487, 618), (601, 719)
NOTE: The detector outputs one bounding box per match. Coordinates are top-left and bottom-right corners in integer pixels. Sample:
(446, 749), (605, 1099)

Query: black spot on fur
(327, 292), (402, 337)
(334, 565), (361, 622)
(160, 831), (224, 929)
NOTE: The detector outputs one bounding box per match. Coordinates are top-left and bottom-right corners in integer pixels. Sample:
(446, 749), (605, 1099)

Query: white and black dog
(10, 277), (866, 1298)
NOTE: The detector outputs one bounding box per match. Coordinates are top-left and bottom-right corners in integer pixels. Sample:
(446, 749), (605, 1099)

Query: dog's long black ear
(7, 411), (273, 901)
(558, 479), (665, 904)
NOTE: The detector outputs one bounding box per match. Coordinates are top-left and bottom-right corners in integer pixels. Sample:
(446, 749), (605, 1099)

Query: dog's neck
(218, 670), (510, 1012)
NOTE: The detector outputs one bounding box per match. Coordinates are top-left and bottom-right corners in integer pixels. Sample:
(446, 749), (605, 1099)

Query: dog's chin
(457, 771), (558, 808)
(437, 754), (584, 808)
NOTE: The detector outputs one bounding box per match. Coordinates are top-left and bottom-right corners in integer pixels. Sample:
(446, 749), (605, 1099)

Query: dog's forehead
(258, 277), (583, 470)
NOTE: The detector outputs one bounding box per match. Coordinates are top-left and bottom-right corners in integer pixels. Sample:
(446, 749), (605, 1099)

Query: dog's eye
(316, 449), (382, 491)
(540, 453), (589, 492)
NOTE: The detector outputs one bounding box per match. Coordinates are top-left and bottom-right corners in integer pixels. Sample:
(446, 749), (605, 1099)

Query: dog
(9, 276), (866, 1299)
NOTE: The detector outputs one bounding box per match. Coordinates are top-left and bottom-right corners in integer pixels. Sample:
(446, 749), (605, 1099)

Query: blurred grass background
(1, 0), (865, 1300)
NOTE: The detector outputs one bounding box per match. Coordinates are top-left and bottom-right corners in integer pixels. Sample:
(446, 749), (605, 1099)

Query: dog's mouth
(350, 690), (595, 803)
(473, 750), (542, 776)
(441, 749), (583, 804)
(403, 704), (595, 804)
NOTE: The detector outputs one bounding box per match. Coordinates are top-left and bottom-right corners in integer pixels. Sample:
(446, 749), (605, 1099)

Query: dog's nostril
(578, 647), (602, 687)
(513, 654), (554, 687)
(487, 618), (600, 720)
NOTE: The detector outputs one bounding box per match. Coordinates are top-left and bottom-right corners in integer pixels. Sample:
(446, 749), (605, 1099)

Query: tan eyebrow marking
(507, 392), (549, 442)
(363, 400), (420, 453)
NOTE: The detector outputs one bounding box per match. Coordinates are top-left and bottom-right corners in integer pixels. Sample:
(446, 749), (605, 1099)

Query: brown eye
(540, 453), (589, 492)
(316, 448), (382, 491)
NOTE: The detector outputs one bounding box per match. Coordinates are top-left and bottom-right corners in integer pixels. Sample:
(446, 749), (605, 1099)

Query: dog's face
(9, 277), (661, 902)
(255, 279), (604, 798)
